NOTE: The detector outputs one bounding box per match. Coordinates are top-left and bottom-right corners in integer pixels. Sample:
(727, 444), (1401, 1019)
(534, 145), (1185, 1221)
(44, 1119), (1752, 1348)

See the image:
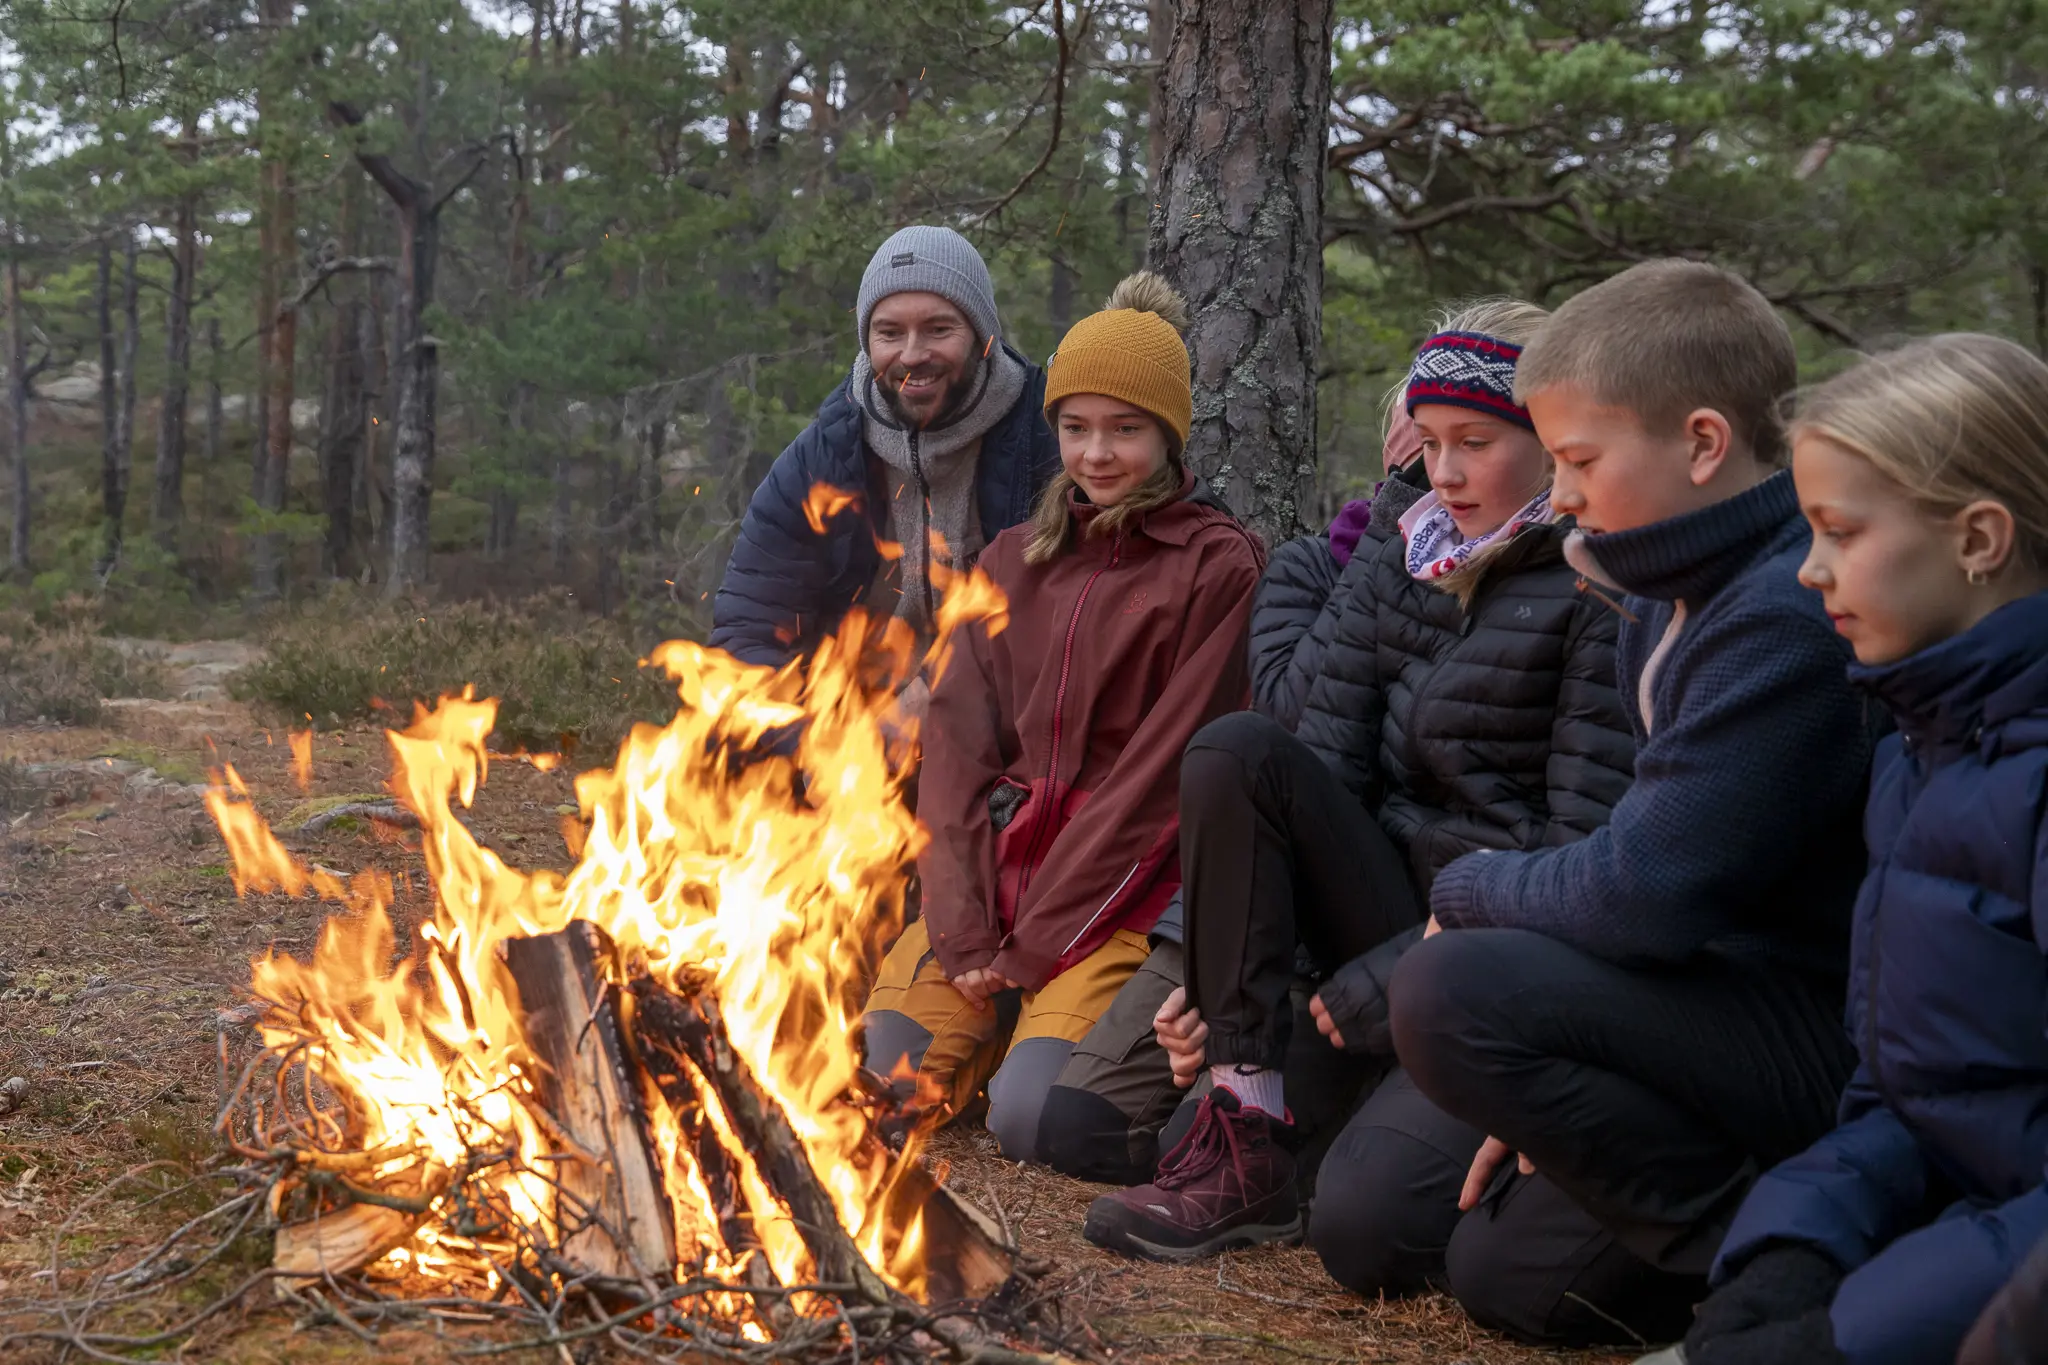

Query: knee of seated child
(1443, 1206), (1554, 1341)
(1185, 708), (1282, 761)
(985, 1037), (1075, 1163)
(1308, 1127), (1454, 1297)
(1036, 1083), (1151, 1184)
(861, 1009), (934, 1080)
(1388, 929), (1538, 1093)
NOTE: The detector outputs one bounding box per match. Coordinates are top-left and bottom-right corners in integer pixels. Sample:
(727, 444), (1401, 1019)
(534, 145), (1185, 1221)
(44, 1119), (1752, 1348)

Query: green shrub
(230, 588), (680, 754)
(0, 602), (172, 725)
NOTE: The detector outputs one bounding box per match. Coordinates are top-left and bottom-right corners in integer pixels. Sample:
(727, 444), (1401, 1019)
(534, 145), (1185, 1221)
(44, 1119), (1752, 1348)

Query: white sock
(1211, 1064), (1283, 1118)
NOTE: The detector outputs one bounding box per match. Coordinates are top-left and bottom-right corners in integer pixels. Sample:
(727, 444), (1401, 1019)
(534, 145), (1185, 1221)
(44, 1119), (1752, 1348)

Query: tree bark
(641, 412), (664, 552)
(549, 455), (570, 572)
(5, 246), (27, 575)
(384, 191), (440, 595)
(327, 95), (462, 597)
(1050, 253), (1076, 337)
(253, 161), (297, 597)
(253, 0), (298, 598)
(203, 316), (223, 467)
(1147, 0), (1332, 547)
(318, 171), (367, 578)
(154, 121), (199, 537)
(97, 237), (121, 571)
(115, 230), (140, 558)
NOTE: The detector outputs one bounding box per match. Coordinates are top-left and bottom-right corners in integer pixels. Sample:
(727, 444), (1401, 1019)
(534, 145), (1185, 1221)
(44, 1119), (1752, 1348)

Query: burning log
(273, 1204), (422, 1287)
(501, 922), (677, 1286)
(628, 975), (897, 1304)
(626, 974), (1019, 1308)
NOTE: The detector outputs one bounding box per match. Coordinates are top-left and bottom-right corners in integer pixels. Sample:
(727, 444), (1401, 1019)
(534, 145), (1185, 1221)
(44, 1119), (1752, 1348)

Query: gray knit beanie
(856, 226), (1002, 355)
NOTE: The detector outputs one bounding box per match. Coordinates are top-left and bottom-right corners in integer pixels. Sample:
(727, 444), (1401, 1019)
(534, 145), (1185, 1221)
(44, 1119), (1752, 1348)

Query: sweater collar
(1850, 590), (2048, 753)
(1572, 471), (1800, 604)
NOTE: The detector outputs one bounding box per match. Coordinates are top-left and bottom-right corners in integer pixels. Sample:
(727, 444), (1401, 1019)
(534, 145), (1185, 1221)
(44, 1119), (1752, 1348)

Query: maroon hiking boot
(1082, 1089), (1300, 1262)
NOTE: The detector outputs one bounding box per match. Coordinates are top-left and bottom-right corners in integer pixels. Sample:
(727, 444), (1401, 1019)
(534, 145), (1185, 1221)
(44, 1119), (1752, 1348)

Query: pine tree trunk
(97, 237), (121, 572)
(366, 268), (392, 559)
(1050, 254), (1076, 337)
(5, 247), (27, 575)
(204, 316), (224, 466)
(115, 230), (140, 558)
(385, 196), (440, 596)
(641, 415), (664, 551)
(549, 455), (570, 573)
(319, 298), (368, 579)
(153, 124), (199, 537)
(352, 301), (377, 560)
(319, 171), (366, 579)
(253, 0), (298, 598)
(253, 157), (297, 598)
(1147, 0), (1332, 547)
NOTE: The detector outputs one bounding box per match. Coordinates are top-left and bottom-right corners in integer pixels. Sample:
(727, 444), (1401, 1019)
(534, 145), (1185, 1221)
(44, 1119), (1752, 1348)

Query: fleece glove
(1683, 1245), (1844, 1364)
(1310, 925), (1423, 1056)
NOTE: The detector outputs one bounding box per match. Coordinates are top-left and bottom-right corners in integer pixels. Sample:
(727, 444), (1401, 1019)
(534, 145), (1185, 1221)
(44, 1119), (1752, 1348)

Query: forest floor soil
(0, 657), (1625, 1365)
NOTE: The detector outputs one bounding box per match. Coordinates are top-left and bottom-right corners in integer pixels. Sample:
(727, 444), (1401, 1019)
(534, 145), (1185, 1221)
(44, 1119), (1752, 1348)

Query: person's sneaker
(1082, 1088), (1300, 1261)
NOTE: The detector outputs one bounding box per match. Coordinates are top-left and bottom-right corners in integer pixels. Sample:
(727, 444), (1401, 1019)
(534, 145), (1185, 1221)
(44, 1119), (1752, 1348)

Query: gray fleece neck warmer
(851, 344), (1029, 635)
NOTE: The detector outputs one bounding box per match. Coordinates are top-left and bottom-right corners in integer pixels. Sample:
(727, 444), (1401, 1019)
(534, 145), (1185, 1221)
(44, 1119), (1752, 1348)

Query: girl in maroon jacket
(862, 273), (1264, 1161)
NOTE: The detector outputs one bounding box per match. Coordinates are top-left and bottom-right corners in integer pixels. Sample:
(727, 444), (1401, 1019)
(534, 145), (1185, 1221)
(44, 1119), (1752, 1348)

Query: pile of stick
(263, 922), (1075, 1364)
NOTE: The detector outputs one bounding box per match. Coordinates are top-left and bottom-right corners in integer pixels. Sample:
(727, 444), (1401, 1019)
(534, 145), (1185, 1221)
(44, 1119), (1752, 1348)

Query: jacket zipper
(1062, 858), (1142, 959)
(1015, 532), (1125, 909)
(908, 428), (936, 628)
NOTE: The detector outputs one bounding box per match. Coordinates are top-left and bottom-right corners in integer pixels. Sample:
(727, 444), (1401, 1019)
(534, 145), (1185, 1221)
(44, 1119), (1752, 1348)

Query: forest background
(1, 0), (2045, 736)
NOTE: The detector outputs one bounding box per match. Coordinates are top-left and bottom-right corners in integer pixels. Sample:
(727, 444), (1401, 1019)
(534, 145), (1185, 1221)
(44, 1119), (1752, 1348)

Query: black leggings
(1181, 712), (1423, 1070)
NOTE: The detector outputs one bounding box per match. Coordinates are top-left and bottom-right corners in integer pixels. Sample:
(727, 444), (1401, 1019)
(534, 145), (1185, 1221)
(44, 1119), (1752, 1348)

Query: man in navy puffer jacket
(1688, 591), (2048, 1365)
(708, 226), (1058, 684)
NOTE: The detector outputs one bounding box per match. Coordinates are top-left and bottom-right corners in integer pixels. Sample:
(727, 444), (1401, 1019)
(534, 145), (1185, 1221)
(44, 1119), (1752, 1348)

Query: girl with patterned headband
(1071, 301), (1638, 1329)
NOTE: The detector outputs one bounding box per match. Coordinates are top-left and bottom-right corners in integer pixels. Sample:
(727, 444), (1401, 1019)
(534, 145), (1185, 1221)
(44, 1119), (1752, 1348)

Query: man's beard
(881, 359), (978, 429)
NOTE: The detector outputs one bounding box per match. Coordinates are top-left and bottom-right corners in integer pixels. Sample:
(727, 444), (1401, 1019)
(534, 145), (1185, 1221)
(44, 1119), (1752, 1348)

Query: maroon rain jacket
(918, 477), (1265, 990)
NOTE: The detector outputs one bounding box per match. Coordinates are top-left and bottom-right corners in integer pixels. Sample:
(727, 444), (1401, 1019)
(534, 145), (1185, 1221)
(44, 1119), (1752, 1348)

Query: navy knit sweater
(1428, 472), (1874, 970)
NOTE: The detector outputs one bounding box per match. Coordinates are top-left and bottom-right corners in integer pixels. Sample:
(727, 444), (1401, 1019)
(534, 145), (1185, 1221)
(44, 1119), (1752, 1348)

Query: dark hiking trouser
(1392, 927), (1855, 1344)
(1179, 712), (1424, 1070)
(1309, 1069), (1704, 1344)
(1037, 940), (1382, 1187)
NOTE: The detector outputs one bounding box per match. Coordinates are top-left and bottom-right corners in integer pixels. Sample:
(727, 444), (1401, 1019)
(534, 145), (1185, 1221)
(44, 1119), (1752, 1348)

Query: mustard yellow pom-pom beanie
(1043, 272), (1193, 451)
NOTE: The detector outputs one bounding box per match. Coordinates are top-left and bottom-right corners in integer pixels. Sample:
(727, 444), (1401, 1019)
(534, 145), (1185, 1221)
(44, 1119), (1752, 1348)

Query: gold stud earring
(1967, 568), (1989, 587)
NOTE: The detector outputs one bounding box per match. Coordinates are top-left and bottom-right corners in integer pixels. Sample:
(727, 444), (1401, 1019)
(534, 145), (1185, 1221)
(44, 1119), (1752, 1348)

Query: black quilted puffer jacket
(1294, 463), (1636, 892)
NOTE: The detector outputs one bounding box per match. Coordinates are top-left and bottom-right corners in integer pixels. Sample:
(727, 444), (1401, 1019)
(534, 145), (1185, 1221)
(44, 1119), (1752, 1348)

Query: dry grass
(0, 607), (171, 727)
(0, 688), (1627, 1365)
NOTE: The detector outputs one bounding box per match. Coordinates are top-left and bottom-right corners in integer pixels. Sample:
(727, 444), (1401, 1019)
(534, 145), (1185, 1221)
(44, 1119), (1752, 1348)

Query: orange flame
(802, 483), (862, 534)
(288, 729), (314, 791)
(208, 572), (1007, 1303)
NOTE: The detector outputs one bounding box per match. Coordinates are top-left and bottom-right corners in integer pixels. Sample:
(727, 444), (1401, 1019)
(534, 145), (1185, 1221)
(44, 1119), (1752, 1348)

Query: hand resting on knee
(1153, 987), (1209, 1087)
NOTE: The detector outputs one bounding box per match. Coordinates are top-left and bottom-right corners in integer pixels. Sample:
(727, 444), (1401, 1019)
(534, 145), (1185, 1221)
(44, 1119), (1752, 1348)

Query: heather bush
(230, 589), (680, 754)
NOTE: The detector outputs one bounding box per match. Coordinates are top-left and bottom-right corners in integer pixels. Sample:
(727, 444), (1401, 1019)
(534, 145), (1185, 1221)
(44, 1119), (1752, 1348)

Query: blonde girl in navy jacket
(1639, 334), (2048, 1365)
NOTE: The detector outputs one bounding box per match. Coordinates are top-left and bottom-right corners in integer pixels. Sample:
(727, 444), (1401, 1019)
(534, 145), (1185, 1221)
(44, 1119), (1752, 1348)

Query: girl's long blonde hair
(1792, 334), (2048, 568)
(1024, 274), (1192, 565)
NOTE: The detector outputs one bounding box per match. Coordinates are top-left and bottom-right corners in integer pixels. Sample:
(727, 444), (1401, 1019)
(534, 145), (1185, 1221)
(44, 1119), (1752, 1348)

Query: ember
(202, 551), (1074, 1360)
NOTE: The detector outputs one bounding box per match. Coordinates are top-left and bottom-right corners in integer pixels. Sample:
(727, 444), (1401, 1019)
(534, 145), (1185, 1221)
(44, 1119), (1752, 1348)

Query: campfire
(197, 562), (1078, 1361)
